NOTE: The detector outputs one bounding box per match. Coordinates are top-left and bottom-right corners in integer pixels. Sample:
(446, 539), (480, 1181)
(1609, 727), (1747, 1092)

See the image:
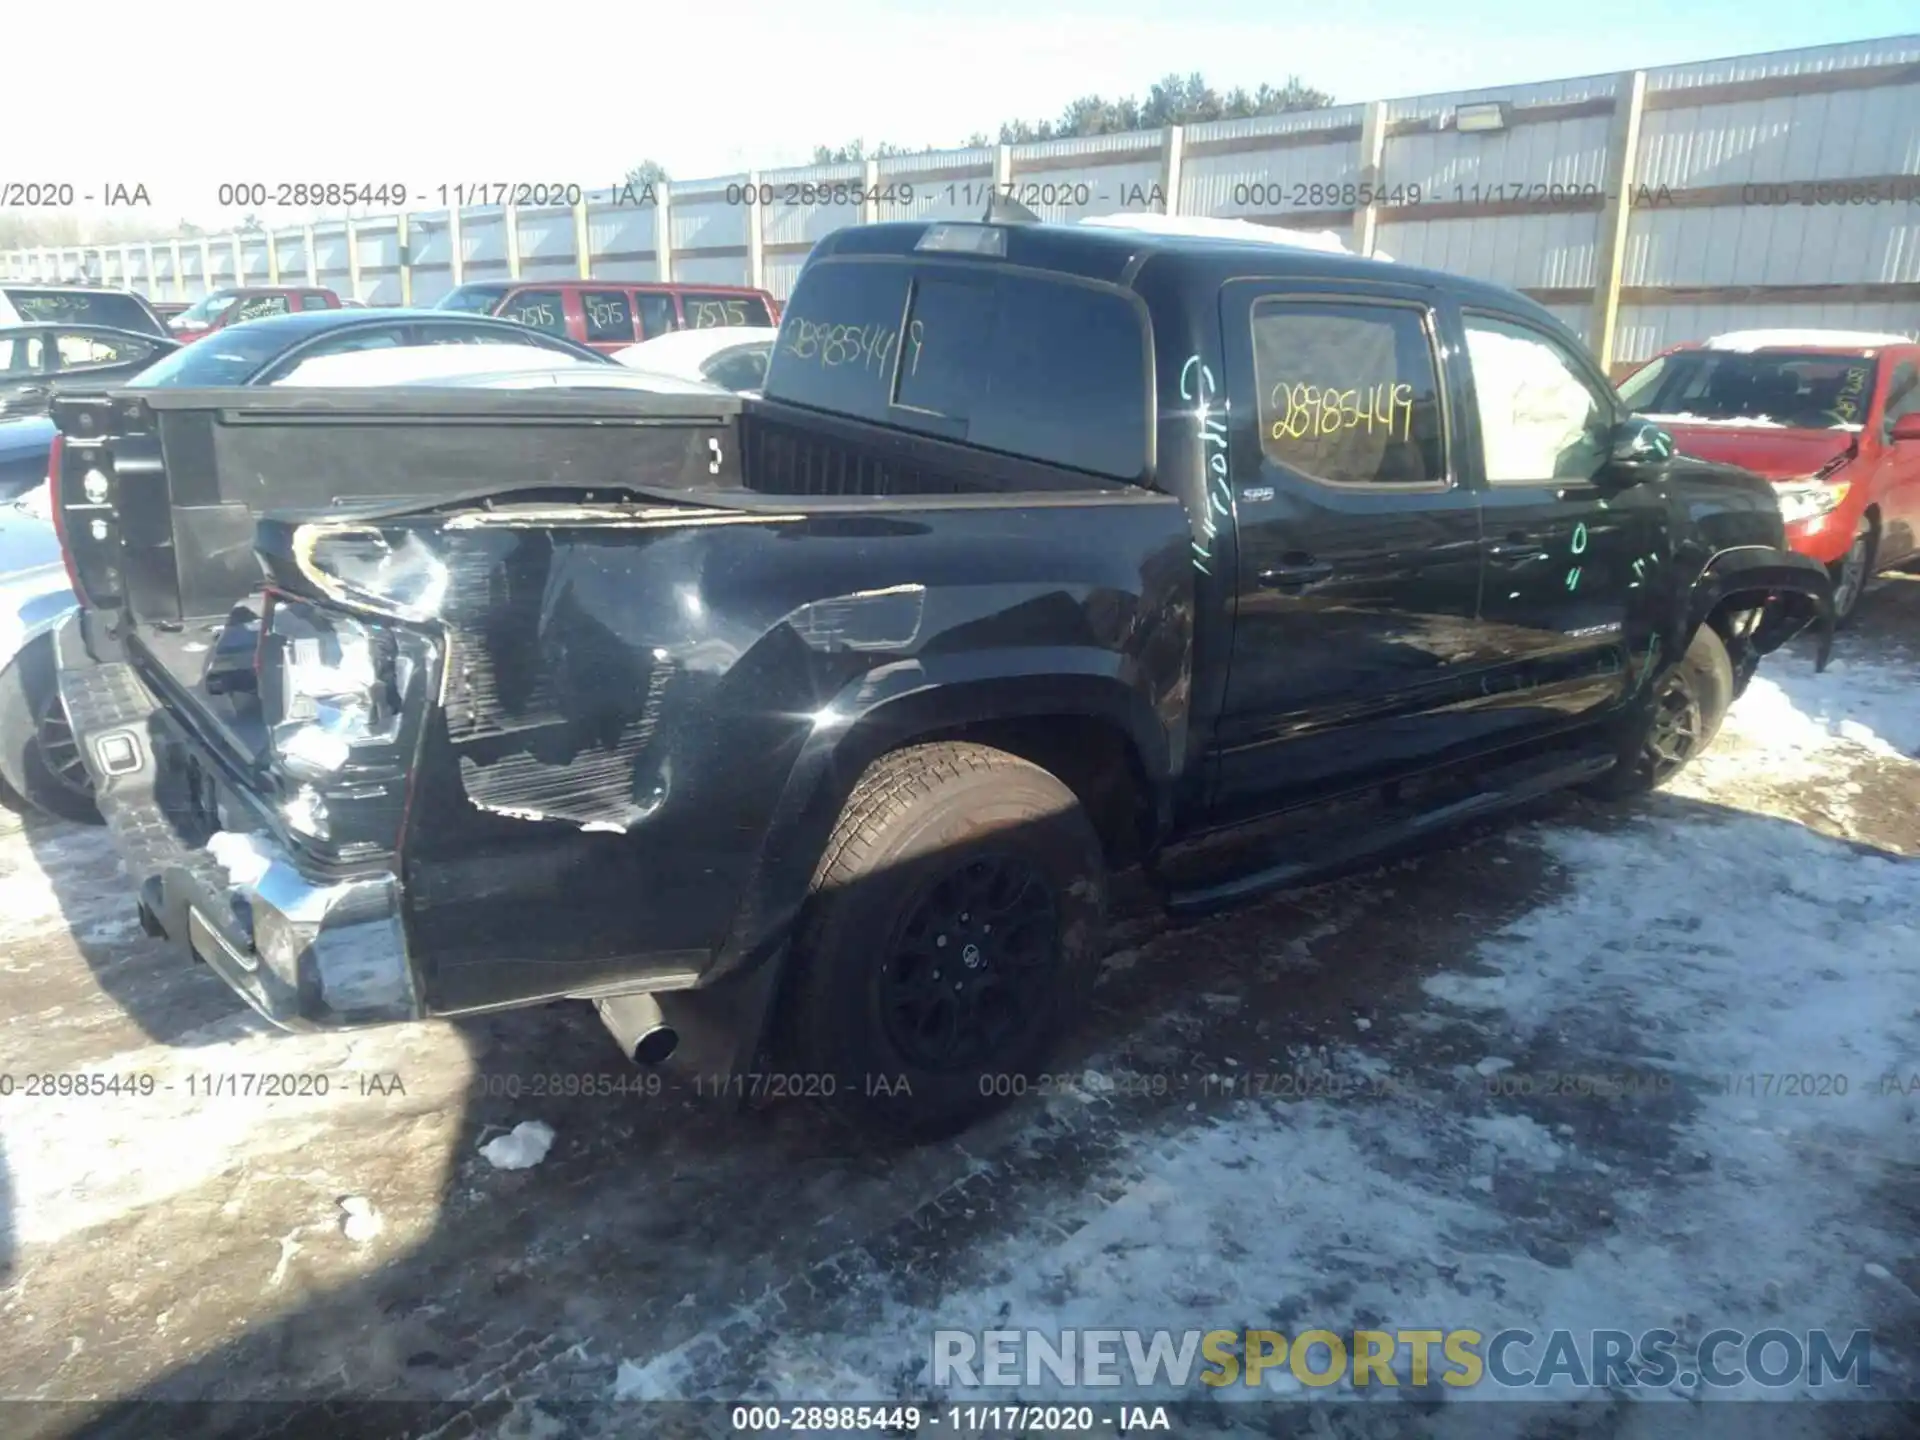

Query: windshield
(125, 326), (289, 386)
(435, 285), (510, 315)
(1619, 351), (1877, 431)
(173, 290), (240, 326)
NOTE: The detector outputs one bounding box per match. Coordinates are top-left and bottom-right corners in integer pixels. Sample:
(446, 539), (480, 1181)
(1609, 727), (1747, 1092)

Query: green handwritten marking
(1565, 567), (1582, 591)
(1631, 557), (1646, 578)
(1571, 522), (1588, 556)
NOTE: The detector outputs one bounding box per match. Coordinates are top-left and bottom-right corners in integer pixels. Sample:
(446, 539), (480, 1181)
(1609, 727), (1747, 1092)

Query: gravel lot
(2, 578), (1917, 1440)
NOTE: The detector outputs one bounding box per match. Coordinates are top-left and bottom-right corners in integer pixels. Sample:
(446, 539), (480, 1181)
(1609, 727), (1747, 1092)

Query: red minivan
(169, 286), (343, 342)
(433, 280), (779, 354)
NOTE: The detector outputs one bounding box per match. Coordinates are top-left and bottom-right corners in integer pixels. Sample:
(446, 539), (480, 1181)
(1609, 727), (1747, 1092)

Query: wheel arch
(1685, 545), (1835, 686)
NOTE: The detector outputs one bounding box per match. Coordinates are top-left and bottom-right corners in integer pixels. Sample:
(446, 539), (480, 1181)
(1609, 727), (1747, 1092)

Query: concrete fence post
(1590, 70), (1648, 371)
(655, 182), (673, 283)
(448, 208), (464, 286)
(1160, 126), (1185, 215)
(747, 170), (765, 290)
(199, 238), (214, 295)
(1352, 101), (1389, 257)
(170, 240), (184, 298)
(994, 143), (1013, 195)
(572, 196), (592, 280)
(504, 204), (522, 280)
(398, 213), (413, 305)
(267, 232), (281, 286)
(861, 158), (881, 225)
(346, 218), (362, 301)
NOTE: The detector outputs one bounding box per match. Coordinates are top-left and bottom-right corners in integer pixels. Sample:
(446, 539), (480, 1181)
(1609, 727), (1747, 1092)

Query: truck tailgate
(49, 386), (742, 761)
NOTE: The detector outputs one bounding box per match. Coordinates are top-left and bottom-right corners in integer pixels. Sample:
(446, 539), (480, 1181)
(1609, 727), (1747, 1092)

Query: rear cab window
(764, 258), (1150, 483)
(5, 288), (159, 335)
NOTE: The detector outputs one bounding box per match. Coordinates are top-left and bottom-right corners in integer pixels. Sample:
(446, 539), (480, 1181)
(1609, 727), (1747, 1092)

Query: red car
(1619, 329), (1920, 624)
(433, 279), (779, 354)
(168, 285), (342, 342)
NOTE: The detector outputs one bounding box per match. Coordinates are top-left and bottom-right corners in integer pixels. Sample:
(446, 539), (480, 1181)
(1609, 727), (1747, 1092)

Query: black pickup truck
(46, 216), (1833, 1134)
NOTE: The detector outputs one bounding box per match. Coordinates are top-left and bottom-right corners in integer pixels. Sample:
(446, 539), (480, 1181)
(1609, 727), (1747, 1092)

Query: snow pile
(1076, 211), (1391, 260)
(480, 1119), (556, 1170)
(1706, 329), (1912, 352)
(609, 630), (1920, 1415)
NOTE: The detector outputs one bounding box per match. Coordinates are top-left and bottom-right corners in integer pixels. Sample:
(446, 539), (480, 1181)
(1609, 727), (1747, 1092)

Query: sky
(6, 1), (1915, 236)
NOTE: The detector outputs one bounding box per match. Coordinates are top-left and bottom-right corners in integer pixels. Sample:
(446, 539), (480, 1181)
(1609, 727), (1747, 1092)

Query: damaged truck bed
(47, 217), (1832, 1134)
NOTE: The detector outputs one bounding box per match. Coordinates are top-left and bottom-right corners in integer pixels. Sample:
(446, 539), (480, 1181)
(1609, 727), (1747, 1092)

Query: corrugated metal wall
(7, 35), (1916, 361)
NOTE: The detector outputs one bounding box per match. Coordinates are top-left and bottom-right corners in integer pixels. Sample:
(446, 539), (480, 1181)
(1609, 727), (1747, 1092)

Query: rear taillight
(45, 432), (85, 600)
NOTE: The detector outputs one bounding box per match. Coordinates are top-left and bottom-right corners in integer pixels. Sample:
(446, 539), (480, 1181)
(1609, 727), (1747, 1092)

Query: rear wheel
(1587, 625), (1734, 799)
(1827, 512), (1876, 629)
(0, 634), (101, 826)
(785, 741), (1107, 1138)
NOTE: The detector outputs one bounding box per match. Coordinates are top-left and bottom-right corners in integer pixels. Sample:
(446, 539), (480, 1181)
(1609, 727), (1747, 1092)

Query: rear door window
(52, 330), (158, 370)
(499, 289), (568, 336)
(1251, 299), (1447, 486)
(681, 292), (772, 329)
(0, 334), (47, 373)
(767, 259), (1149, 481)
(635, 293), (677, 338)
(298, 292), (335, 311)
(583, 291), (636, 343)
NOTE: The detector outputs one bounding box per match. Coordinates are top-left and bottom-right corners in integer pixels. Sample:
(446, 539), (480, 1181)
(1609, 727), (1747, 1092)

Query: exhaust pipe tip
(595, 992), (679, 1066)
(631, 1024), (679, 1066)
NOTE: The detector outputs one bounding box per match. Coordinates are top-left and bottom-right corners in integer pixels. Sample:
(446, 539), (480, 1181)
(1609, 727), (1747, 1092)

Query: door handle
(1486, 534), (1549, 562)
(1258, 555), (1335, 591)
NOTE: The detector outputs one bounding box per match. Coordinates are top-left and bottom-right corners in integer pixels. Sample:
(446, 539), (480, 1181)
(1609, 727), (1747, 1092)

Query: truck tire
(1587, 625), (1734, 800)
(786, 741), (1107, 1137)
(0, 634), (101, 826)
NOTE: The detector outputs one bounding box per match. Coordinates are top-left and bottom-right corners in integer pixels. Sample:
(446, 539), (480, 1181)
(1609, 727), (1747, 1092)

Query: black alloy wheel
(877, 853), (1060, 1073)
(1645, 670), (1706, 784)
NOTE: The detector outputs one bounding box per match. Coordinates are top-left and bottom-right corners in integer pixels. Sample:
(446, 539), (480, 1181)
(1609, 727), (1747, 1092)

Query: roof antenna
(981, 192), (1041, 226)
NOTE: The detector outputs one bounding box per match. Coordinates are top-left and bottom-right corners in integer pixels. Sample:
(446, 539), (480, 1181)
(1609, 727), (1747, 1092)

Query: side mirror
(1590, 416), (1674, 491)
(1609, 415), (1675, 466)
(1891, 413), (1920, 444)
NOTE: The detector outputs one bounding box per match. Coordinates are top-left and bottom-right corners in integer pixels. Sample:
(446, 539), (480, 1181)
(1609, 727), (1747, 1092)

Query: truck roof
(808, 218), (1558, 328)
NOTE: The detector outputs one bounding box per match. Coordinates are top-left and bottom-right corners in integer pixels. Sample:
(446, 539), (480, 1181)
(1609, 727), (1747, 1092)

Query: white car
(613, 326), (775, 394)
(0, 344), (640, 824)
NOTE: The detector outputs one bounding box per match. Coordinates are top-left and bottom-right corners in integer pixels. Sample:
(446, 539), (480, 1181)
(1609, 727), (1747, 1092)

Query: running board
(1162, 750), (1617, 917)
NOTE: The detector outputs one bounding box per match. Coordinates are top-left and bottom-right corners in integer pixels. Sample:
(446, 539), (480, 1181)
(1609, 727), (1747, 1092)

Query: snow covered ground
(0, 578), (1915, 1440)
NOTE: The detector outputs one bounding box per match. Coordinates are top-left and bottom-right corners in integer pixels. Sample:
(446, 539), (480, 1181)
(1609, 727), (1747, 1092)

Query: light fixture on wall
(1453, 101), (1510, 134)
